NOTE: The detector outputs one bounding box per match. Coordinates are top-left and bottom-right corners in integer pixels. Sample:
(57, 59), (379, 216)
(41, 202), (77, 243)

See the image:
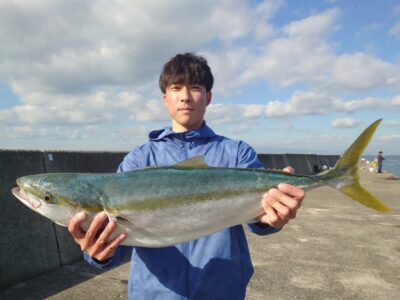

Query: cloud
(2, 3), (399, 104)
(0, 0), (280, 95)
(265, 90), (342, 117)
(389, 21), (400, 38)
(385, 120), (400, 126)
(111, 126), (149, 141)
(265, 92), (400, 118)
(239, 9), (339, 88)
(207, 103), (265, 125)
(328, 53), (400, 90)
(331, 118), (360, 128)
(376, 134), (400, 143)
(0, 89), (151, 127)
(0, 1), (399, 153)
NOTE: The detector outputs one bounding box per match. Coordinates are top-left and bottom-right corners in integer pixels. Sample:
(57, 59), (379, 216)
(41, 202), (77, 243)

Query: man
(68, 53), (305, 299)
(376, 151), (385, 173)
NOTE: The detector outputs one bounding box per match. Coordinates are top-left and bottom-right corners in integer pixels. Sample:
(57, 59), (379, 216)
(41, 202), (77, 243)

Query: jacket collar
(149, 122), (216, 141)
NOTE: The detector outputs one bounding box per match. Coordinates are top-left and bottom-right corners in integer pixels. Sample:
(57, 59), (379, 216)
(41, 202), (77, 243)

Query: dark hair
(159, 53), (214, 93)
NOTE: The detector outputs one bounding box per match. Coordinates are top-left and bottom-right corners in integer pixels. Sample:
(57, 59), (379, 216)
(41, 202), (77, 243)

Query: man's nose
(180, 86), (191, 102)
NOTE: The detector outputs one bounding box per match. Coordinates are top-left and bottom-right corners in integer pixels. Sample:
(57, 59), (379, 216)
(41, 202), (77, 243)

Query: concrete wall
(0, 150), (339, 289)
(0, 150), (126, 289)
(258, 154), (339, 174)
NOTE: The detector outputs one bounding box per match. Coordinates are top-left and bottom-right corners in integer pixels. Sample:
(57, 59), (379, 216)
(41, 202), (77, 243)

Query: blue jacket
(84, 122), (280, 299)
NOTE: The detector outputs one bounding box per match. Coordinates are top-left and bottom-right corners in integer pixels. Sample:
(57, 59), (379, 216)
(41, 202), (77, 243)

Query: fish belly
(111, 192), (263, 247)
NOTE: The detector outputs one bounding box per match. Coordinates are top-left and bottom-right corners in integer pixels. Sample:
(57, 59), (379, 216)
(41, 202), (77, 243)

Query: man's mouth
(178, 107), (194, 112)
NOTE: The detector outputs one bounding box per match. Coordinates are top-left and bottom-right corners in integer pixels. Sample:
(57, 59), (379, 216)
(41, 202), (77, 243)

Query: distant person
(67, 53), (305, 299)
(376, 151), (385, 173)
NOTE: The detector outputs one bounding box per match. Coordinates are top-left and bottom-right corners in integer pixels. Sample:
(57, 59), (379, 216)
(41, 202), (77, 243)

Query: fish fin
(174, 156), (209, 168)
(339, 181), (392, 213)
(106, 211), (117, 222)
(321, 119), (392, 213)
(116, 215), (130, 224)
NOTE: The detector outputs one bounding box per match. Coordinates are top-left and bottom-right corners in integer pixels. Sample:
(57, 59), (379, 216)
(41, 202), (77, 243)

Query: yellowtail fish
(11, 119), (391, 247)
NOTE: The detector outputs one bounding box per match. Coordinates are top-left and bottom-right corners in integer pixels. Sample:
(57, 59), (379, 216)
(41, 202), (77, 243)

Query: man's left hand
(257, 166), (305, 229)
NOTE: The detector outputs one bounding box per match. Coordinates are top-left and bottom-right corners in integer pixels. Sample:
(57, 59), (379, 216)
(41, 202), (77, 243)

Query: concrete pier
(1, 150), (399, 299)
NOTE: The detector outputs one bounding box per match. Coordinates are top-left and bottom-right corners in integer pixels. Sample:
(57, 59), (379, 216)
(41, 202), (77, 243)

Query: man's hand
(257, 166), (305, 229)
(68, 211), (126, 262)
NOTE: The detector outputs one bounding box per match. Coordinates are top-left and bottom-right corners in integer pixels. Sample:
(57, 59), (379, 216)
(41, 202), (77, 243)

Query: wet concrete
(1, 170), (399, 299)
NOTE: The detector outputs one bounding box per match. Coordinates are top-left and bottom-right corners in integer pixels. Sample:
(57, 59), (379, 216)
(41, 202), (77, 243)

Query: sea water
(364, 155), (400, 177)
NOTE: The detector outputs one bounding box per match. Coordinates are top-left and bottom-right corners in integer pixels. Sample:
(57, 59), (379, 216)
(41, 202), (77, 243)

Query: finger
(277, 183), (305, 201)
(282, 166), (295, 174)
(260, 205), (282, 228)
(96, 233), (127, 261)
(265, 194), (291, 222)
(68, 211), (87, 240)
(268, 188), (300, 218)
(96, 220), (117, 247)
(82, 212), (108, 250)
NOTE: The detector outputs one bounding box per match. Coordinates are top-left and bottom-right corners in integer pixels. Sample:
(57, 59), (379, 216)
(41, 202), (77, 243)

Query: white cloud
(331, 118), (360, 128)
(265, 91), (341, 117)
(385, 120), (400, 126)
(328, 53), (400, 90)
(239, 9), (339, 87)
(376, 134), (400, 143)
(207, 103), (265, 125)
(0, 89), (153, 127)
(265, 92), (400, 118)
(111, 126), (149, 140)
(133, 99), (169, 122)
(0, 1), (399, 153)
(389, 21), (400, 38)
(391, 95), (400, 106)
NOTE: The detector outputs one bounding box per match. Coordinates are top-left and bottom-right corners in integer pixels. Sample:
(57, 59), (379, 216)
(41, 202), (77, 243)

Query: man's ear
(163, 94), (167, 106)
(206, 91), (212, 106)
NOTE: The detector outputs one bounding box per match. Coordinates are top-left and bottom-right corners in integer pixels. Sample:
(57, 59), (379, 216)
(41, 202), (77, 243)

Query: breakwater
(0, 150), (339, 289)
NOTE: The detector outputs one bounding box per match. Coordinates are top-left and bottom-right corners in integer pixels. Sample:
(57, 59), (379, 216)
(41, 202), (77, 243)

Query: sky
(0, 0), (399, 155)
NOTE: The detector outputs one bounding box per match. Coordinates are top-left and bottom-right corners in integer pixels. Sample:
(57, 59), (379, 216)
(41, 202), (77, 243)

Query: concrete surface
(1, 169), (399, 299)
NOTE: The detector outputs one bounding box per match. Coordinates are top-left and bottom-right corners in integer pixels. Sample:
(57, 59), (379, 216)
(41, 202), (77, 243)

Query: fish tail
(320, 119), (392, 213)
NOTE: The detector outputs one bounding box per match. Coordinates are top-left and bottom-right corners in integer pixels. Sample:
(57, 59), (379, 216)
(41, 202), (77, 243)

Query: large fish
(12, 119), (391, 247)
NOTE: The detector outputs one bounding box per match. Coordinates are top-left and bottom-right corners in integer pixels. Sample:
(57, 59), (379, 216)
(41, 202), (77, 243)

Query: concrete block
(258, 154), (289, 170)
(42, 151), (127, 173)
(305, 154), (321, 174)
(285, 154), (313, 175)
(318, 155), (340, 169)
(0, 150), (60, 289)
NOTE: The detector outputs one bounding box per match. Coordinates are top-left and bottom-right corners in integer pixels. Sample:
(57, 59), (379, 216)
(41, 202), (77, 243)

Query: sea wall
(0, 150), (339, 289)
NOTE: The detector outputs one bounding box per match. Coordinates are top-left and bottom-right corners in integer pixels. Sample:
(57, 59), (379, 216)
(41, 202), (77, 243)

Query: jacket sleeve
(84, 246), (133, 269)
(83, 148), (144, 269)
(236, 141), (282, 236)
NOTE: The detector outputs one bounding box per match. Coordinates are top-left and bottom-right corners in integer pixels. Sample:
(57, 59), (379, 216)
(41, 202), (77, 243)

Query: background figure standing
(376, 151), (385, 173)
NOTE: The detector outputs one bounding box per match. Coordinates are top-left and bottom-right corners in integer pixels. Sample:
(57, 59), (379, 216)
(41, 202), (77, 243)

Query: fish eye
(43, 194), (53, 203)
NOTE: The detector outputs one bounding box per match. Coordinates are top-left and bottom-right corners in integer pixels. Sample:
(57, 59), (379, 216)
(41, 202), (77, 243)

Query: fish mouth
(12, 187), (42, 209)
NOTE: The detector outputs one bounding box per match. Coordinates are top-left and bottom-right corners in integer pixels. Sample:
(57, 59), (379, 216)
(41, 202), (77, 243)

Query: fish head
(12, 173), (99, 227)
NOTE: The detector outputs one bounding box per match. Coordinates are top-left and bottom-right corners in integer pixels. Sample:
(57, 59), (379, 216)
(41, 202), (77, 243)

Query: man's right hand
(68, 211), (127, 262)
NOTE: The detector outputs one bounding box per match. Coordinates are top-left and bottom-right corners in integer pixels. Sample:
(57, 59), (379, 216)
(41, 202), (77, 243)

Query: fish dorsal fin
(174, 156), (209, 168)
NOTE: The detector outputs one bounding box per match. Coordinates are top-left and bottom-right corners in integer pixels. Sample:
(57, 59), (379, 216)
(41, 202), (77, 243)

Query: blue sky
(0, 0), (399, 155)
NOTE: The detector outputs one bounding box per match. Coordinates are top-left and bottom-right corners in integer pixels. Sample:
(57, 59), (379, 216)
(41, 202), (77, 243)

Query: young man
(68, 53), (305, 299)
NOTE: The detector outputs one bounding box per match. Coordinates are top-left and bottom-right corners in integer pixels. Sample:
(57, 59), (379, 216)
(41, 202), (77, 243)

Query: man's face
(163, 83), (212, 132)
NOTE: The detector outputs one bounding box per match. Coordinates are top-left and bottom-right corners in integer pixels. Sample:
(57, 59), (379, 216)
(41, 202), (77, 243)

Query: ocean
(364, 155), (400, 177)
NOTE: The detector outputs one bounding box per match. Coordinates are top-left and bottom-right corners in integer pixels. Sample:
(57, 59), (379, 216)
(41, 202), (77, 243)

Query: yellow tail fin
(324, 119), (392, 213)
